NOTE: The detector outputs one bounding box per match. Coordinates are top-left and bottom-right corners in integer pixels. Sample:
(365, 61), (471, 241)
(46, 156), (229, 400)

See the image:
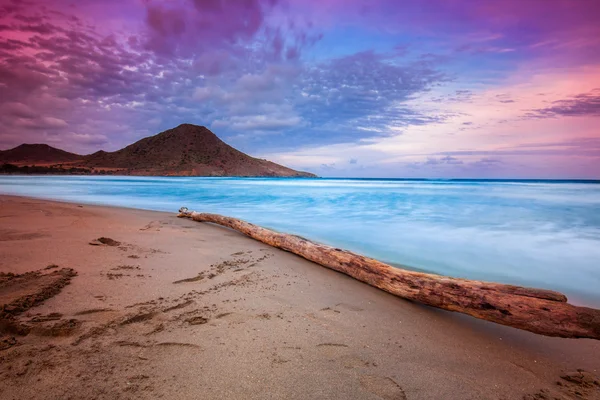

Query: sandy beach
(1, 195), (599, 400)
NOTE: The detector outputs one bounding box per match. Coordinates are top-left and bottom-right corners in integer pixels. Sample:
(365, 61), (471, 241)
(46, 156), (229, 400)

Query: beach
(1, 195), (599, 400)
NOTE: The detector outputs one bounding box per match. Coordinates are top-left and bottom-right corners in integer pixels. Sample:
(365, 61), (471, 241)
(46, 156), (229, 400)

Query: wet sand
(0, 195), (599, 400)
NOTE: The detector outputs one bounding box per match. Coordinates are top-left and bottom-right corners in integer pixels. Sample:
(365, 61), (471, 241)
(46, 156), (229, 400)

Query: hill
(0, 144), (81, 165)
(0, 124), (315, 177)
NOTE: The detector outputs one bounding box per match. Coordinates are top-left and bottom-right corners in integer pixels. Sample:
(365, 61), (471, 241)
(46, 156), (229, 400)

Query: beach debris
(89, 237), (121, 246)
(178, 209), (600, 340)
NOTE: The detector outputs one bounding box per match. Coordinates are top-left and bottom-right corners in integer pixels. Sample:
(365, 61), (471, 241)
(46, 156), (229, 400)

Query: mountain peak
(84, 124), (315, 177)
(174, 123), (209, 130)
(15, 143), (53, 149)
(161, 124), (218, 140)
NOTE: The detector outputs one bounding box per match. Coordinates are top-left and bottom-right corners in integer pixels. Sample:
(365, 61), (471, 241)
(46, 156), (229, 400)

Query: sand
(0, 195), (599, 400)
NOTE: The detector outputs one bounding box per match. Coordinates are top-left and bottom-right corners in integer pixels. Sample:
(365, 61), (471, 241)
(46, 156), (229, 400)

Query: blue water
(1, 176), (599, 306)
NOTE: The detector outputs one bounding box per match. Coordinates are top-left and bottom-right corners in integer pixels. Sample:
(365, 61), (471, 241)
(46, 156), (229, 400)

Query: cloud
(414, 155), (464, 167)
(320, 163), (336, 171)
(189, 49), (447, 147)
(299, 51), (445, 127)
(511, 137), (600, 150)
(0, 102), (37, 119)
(193, 86), (223, 102)
(143, 0), (272, 56)
(528, 89), (600, 118)
(439, 155), (463, 165)
(471, 157), (503, 168)
(212, 114), (302, 131)
(13, 117), (68, 130)
(64, 132), (109, 146)
(140, 0), (319, 70)
(290, 0), (600, 62)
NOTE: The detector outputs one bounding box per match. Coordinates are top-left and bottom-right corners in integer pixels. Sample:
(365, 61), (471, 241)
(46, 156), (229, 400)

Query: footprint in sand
(359, 375), (407, 400)
(0, 229), (49, 241)
(31, 319), (82, 337)
(213, 312), (250, 325)
(89, 237), (121, 246)
(172, 273), (205, 284)
(336, 302), (364, 312)
(111, 265), (141, 271)
(524, 369), (600, 400)
(186, 316), (208, 325)
(145, 323), (165, 335)
(120, 312), (156, 326)
(114, 340), (150, 348)
(155, 342), (201, 349)
(28, 312), (63, 322)
(315, 342), (352, 359)
(315, 343), (375, 371)
(139, 221), (167, 231)
(317, 343), (349, 348)
(340, 354), (373, 369)
(74, 308), (114, 316)
(162, 300), (194, 312)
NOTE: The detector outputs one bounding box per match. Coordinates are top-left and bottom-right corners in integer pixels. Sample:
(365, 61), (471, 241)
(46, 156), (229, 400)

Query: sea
(1, 176), (599, 306)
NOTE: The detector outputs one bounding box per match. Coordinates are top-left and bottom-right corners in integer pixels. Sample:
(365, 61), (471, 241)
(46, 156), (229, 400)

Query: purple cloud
(528, 89), (600, 118)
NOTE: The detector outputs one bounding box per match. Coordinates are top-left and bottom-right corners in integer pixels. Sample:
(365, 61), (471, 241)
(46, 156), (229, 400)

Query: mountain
(0, 144), (81, 164)
(0, 124), (316, 177)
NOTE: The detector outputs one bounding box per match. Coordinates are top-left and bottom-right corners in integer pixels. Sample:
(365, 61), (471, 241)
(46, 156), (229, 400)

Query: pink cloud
(142, 0), (275, 55)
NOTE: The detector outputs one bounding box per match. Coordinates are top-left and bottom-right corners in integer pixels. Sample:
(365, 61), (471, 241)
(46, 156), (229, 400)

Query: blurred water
(1, 176), (599, 306)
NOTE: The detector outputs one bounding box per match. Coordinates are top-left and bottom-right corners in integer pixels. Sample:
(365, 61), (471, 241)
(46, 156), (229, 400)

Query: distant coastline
(318, 177), (600, 183)
(0, 163), (320, 178)
(0, 163), (96, 175)
(1, 165), (596, 182)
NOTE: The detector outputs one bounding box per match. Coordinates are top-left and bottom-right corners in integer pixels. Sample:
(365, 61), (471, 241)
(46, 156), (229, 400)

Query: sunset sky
(0, 0), (599, 178)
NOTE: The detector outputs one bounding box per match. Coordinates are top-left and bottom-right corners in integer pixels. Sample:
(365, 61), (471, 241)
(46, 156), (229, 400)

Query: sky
(0, 0), (599, 178)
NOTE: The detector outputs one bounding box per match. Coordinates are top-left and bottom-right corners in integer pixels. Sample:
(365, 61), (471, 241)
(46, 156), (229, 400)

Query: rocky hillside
(1, 124), (315, 177)
(0, 144), (81, 164)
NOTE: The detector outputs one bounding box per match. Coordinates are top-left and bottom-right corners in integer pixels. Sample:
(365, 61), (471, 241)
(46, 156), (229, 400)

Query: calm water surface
(1, 176), (599, 306)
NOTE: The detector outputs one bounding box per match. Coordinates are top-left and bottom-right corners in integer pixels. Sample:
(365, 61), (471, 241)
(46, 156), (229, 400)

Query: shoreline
(3, 191), (599, 309)
(1, 195), (599, 399)
(2, 174), (600, 182)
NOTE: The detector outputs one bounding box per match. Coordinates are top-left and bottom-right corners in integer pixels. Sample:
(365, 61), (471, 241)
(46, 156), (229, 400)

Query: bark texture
(178, 209), (600, 340)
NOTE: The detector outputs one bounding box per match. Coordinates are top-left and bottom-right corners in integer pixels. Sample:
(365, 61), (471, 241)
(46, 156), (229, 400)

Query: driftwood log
(178, 208), (600, 340)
